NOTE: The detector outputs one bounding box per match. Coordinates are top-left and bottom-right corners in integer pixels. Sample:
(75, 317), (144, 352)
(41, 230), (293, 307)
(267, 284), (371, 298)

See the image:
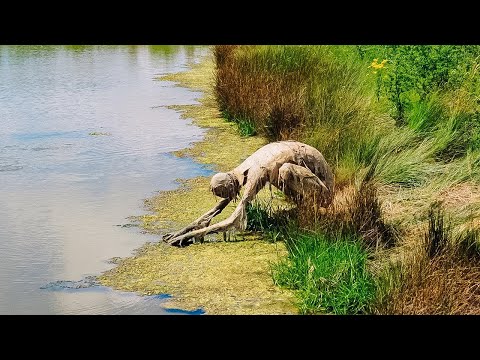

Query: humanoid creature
(163, 140), (334, 247)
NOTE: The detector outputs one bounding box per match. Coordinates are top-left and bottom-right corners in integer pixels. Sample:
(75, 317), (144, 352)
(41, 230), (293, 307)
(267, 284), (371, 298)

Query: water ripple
(0, 164), (23, 172)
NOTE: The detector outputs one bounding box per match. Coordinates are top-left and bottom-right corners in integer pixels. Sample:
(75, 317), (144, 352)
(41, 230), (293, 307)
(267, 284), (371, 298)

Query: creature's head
(210, 172), (240, 200)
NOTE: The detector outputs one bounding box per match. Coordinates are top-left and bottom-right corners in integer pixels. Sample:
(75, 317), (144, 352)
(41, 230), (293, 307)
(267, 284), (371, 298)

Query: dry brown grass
(296, 182), (397, 250)
(377, 181), (480, 242)
(374, 208), (480, 314)
(376, 249), (480, 315)
(439, 182), (480, 233)
(439, 182), (480, 209)
(214, 45), (308, 140)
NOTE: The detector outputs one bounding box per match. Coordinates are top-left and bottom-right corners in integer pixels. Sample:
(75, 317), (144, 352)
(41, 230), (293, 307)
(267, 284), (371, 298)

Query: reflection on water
(0, 45), (211, 314)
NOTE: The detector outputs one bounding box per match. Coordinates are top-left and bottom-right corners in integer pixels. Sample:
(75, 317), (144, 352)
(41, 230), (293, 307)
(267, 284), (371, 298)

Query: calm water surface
(0, 45), (212, 314)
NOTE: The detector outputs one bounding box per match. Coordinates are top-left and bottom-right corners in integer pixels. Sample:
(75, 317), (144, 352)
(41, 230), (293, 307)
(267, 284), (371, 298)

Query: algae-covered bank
(98, 51), (297, 315)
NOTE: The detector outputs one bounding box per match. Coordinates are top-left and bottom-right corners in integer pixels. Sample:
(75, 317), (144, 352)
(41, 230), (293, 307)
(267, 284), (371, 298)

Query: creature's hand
(162, 226), (203, 246)
(163, 232), (197, 247)
(163, 206), (242, 247)
(161, 198), (231, 247)
(162, 232), (175, 241)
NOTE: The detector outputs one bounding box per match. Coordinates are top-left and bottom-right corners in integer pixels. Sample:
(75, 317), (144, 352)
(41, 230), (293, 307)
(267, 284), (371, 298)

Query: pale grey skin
(163, 140), (335, 247)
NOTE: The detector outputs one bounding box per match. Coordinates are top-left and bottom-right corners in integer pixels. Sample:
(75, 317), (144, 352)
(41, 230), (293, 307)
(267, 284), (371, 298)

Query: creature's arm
(162, 198), (231, 243)
(163, 198), (247, 247)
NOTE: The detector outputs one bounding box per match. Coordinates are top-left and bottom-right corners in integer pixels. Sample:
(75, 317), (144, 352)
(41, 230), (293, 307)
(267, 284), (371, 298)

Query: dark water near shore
(0, 45), (212, 314)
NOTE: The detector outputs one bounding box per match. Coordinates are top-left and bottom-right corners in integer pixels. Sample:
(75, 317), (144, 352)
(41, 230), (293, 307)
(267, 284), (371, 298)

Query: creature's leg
(164, 200), (248, 247)
(162, 198), (230, 242)
(278, 163), (333, 207)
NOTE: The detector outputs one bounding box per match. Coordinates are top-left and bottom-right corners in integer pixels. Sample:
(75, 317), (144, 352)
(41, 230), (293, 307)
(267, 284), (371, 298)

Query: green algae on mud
(99, 240), (297, 314)
(89, 132), (111, 136)
(97, 50), (297, 314)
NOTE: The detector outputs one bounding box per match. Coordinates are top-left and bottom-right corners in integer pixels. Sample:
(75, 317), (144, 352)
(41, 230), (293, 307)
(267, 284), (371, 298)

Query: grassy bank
(215, 45), (480, 314)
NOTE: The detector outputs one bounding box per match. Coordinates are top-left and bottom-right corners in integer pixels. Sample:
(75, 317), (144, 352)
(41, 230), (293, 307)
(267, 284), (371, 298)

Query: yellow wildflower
(370, 58), (388, 70)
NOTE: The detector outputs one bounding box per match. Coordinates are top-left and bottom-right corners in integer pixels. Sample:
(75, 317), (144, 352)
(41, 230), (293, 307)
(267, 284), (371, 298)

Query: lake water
(0, 45), (213, 314)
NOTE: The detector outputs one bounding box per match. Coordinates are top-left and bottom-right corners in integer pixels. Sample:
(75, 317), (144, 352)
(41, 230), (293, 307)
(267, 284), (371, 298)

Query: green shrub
(358, 45), (480, 123)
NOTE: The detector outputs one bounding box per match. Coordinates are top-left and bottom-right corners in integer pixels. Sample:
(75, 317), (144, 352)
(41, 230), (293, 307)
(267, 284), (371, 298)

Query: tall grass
(373, 207), (480, 314)
(272, 230), (376, 315)
(309, 181), (397, 250)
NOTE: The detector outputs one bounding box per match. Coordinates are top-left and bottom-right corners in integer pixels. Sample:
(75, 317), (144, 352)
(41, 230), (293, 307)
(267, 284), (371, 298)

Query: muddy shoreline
(97, 52), (297, 314)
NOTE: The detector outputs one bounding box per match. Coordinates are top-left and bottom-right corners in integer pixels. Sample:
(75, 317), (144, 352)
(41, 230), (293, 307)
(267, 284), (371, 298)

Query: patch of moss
(89, 132), (111, 136)
(98, 240), (297, 314)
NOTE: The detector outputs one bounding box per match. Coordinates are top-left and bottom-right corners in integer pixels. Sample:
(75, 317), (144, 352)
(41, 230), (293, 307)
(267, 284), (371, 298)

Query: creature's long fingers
(162, 232), (174, 241)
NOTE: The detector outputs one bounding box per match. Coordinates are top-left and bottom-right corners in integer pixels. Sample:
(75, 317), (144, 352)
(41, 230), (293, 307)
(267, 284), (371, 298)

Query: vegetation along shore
(100, 46), (480, 314)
